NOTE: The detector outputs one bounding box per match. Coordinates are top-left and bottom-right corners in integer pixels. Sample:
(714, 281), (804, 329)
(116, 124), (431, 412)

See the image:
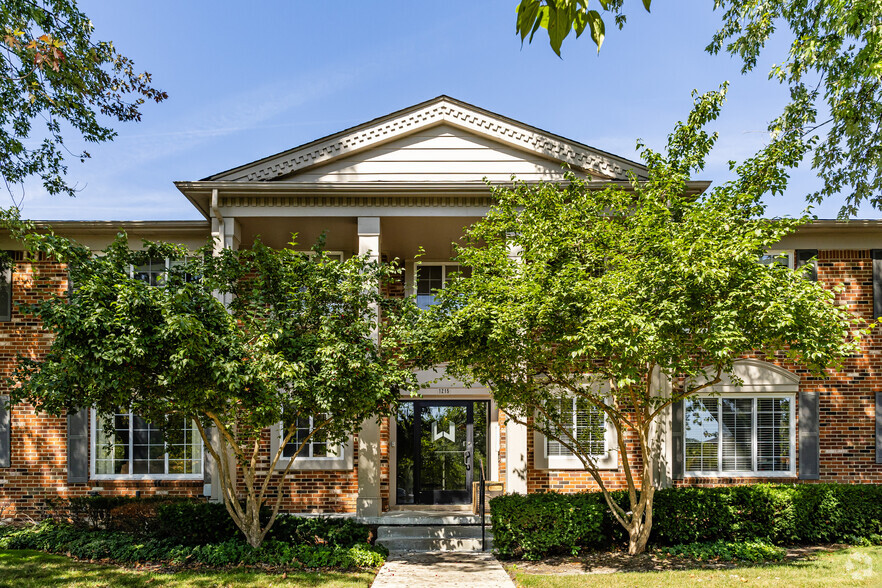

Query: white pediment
(206, 96), (646, 183)
(689, 359), (800, 393)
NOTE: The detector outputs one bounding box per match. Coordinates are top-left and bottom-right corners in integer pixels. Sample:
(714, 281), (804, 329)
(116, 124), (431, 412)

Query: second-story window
(415, 263), (470, 310)
(133, 258), (167, 286)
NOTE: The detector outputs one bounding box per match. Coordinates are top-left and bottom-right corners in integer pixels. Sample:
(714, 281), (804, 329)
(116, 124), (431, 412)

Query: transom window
(546, 397), (607, 457)
(415, 263), (470, 310)
(93, 411), (203, 478)
(281, 415), (342, 459)
(685, 395), (794, 476)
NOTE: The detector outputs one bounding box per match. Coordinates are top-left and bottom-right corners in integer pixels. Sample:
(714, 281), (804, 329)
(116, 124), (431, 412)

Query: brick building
(0, 96), (880, 521)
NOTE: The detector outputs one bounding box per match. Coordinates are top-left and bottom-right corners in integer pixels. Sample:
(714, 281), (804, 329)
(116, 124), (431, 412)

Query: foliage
(417, 87), (864, 554)
(0, 521), (387, 569)
(658, 540), (785, 562)
(6, 232), (419, 547)
(489, 484), (882, 559)
(0, 550), (377, 588)
(515, 1), (882, 216)
(0, 1), (166, 203)
(490, 492), (605, 559)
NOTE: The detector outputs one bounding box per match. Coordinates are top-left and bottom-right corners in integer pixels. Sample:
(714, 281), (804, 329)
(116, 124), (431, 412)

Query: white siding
(275, 124), (599, 183)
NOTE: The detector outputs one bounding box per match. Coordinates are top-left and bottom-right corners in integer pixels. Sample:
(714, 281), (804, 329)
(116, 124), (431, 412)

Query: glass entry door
(396, 400), (488, 505)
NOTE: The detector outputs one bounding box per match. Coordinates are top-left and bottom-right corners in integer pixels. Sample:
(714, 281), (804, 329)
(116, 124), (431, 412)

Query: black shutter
(799, 391), (820, 479)
(876, 392), (881, 465)
(67, 408), (89, 483)
(671, 400), (684, 480)
(795, 249), (818, 281)
(0, 256), (11, 322)
(874, 250), (882, 320)
(0, 395), (9, 468)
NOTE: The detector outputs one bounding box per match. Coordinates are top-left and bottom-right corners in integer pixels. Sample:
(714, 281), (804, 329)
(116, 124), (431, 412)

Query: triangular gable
(205, 96), (647, 183)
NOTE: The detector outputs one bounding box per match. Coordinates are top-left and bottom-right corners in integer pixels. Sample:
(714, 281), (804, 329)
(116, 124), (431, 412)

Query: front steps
(372, 508), (494, 553)
(377, 524), (493, 552)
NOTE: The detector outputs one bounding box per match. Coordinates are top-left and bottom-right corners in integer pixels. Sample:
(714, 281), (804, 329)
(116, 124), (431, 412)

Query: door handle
(464, 450), (471, 471)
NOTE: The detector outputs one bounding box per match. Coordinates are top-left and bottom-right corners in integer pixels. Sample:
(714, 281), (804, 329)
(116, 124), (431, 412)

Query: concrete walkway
(371, 551), (515, 587)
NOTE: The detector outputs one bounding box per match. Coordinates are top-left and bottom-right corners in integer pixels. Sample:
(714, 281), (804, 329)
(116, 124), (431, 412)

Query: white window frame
(90, 409), (205, 481)
(413, 262), (464, 310)
(298, 250), (345, 262)
(684, 392), (796, 478)
(270, 420), (354, 472)
(534, 396), (618, 471)
(759, 249), (794, 269)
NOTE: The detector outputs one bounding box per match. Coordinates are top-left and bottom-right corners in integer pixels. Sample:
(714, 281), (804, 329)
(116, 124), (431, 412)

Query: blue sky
(17, 1), (878, 221)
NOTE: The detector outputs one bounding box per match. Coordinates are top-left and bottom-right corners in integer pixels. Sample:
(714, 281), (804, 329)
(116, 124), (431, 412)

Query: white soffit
(205, 96), (647, 183)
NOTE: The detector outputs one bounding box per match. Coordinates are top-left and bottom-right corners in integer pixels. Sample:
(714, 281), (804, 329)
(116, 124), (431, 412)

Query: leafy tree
(415, 88), (866, 555)
(515, 0), (882, 216)
(0, 1), (166, 203)
(6, 233), (417, 547)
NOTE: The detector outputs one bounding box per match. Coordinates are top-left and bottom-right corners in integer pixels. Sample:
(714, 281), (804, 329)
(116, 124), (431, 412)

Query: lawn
(509, 546), (882, 588)
(0, 550), (376, 587)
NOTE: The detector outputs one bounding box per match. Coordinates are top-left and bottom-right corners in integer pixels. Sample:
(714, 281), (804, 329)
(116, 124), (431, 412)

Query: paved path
(371, 551), (515, 587)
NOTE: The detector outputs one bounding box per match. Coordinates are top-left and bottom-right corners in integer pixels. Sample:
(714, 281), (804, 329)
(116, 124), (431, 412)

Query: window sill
(90, 474), (204, 481)
(274, 456), (353, 472)
(684, 471), (796, 479)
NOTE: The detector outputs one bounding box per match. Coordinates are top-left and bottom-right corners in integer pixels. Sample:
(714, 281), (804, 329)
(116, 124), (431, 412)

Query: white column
(505, 417), (529, 494)
(356, 217), (382, 517)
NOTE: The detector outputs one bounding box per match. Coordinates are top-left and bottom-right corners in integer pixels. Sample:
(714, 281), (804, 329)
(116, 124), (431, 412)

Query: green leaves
(0, 1), (166, 201)
(515, 1), (648, 55)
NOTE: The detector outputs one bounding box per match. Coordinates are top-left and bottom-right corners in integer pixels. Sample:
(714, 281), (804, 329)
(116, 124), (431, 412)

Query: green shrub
(658, 540), (786, 562)
(0, 521), (385, 569)
(490, 491), (605, 559)
(268, 515), (370, 547)
(490, 483), (882, 559)
(153, 500), (241, 545)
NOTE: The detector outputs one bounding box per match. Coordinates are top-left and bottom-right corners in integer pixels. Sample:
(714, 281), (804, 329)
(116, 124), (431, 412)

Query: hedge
(489, 484), (882, 559)
(0, 522), (387, 569)
(50, 496), (369, 548)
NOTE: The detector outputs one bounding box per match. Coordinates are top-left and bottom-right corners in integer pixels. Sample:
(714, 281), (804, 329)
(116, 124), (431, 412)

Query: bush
(0, 521), (386, 569)
(490, 491), (605, 559)
(268, 515), (371, 547)
(489, 483), (882, 559)
(658, 540), (786, 562)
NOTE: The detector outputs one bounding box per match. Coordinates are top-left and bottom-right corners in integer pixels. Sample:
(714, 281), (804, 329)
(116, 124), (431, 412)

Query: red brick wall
(525, 249), (882, 492)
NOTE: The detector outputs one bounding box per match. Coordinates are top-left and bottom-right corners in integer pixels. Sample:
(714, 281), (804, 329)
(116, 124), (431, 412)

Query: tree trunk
(628, 521), (652, 555)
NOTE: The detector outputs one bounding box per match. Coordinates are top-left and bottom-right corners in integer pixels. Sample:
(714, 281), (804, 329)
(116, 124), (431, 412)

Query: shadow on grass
(504, 544), (847, 576)
(0, 550), (376, 588)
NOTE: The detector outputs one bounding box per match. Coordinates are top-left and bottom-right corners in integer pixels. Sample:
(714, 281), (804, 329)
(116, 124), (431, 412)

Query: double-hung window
(92, 410), (203, 478)
(759, 250), (794, 269)
(684, 395), (794, 476)
(536, 396), (617, 469)
(273, 414), (352, 471)
(415, 263), (470, 310)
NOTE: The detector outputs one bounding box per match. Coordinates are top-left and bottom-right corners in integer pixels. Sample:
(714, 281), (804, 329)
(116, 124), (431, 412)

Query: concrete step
(377, 524), (494, 553)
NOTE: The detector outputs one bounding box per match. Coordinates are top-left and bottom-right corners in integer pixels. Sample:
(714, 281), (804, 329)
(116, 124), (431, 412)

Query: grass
(510, 546), (882, 588)
(0, 550), (376, 587)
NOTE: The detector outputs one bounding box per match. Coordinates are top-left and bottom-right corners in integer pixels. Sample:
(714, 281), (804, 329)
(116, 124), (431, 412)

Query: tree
(515, 0), (882, 216)
(1, 1), (166, 203)
(6, 233), (417, 548)
(415, 88), (867, 555)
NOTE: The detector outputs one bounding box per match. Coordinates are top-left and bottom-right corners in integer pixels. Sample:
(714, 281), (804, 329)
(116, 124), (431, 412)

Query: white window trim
(684, 392), (796, 478)
(413, 262), (463, 302)
(297, 250), (345, 262)
(269, 422), (354, 471)
(533, 398), (618, 471)
(760, 250), (794, 269)
(90, 409), (205, 481)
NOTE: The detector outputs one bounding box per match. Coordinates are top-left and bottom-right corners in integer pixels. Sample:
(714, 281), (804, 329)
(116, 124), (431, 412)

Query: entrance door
(396, 401), (488, 505)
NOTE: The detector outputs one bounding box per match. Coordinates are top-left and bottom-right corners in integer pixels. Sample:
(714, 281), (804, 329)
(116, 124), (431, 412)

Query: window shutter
(795, 249), (818, 281)
(872, 249), (882, 320)
(67, 408), (89, 483)
(671, 400), (684, 480)
(0, 396), (10, 468)
(798, 391), (820, 479)
(876, 392), (882, 465)
(0, 257), (11, 322)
